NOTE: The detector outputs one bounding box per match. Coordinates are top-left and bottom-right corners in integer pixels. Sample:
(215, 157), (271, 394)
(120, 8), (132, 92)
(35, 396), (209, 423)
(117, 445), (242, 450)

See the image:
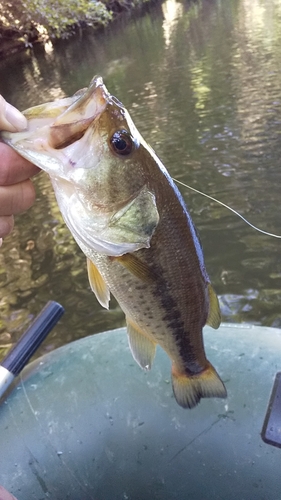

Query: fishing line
(173, 178), (281, 239)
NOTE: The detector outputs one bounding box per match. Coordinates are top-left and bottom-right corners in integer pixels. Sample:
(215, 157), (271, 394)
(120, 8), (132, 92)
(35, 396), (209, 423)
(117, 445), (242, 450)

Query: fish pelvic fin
(206, 283), (221, 329)
(126, 319), (156, 370)
(171, 361), (227, 409)
(87, 258), (110, 309)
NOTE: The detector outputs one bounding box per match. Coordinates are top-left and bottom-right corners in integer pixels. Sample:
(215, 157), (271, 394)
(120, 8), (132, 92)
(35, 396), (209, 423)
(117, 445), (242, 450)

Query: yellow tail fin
(171, 362), (227, 409)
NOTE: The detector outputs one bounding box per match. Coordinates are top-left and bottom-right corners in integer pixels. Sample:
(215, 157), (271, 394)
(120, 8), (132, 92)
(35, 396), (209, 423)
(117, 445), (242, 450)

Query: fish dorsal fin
(206, 283), (221, 329)
(114, 253), (156, 283)
(87, 258), (110, 309)
(126, 319), (156, 370)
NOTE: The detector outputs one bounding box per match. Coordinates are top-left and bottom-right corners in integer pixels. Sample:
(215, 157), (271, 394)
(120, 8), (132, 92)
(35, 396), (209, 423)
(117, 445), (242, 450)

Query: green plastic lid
(0, 324), (280, 499)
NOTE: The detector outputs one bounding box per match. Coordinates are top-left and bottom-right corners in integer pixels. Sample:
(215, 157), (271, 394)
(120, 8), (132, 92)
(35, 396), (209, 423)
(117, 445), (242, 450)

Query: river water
(0, 0), (281, 358)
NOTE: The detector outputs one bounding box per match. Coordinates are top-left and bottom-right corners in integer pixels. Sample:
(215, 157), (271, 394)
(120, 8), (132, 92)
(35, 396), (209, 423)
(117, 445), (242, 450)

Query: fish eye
(110, 130), (134, 156)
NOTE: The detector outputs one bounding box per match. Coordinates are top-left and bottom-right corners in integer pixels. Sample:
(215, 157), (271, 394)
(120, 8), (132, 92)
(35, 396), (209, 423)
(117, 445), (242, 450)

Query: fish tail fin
(171, 361), (227, 409)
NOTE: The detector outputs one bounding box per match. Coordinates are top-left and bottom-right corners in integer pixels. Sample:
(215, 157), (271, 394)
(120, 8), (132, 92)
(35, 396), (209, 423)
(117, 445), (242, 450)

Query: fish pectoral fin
(126, 319), (156, 370)
(87, 258), (110, 309)
(206, 283), (221, 329)
(113, 253), (156, 283)
(171, 361), (227, 409)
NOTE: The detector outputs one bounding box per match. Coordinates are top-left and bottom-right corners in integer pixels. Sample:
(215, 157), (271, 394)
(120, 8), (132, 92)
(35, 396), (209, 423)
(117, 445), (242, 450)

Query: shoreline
(0, 0), (155, 59)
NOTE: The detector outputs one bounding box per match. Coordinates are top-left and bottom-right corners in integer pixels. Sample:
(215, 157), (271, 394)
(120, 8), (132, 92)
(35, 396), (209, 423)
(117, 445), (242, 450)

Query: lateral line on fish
(173, 178), (281, 239)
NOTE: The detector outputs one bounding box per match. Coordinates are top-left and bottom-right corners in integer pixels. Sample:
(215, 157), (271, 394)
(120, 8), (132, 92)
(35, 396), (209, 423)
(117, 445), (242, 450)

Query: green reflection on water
(1, 0), (281, 359)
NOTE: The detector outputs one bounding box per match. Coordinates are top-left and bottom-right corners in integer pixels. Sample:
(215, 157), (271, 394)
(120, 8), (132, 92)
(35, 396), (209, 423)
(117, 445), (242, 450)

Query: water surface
(0, 0), (281, 358)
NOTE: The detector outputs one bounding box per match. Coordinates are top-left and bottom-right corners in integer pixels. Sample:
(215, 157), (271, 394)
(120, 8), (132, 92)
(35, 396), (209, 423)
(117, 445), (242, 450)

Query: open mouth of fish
(2, 76), (109, 183)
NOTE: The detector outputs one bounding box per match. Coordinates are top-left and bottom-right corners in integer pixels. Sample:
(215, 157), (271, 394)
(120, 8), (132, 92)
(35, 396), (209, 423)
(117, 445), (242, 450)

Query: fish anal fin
(126, 319), (156, 370)
(171, 361), (227, 409)
(206, 283), (221, 329)
(113, 253), (156, 284)
(87, 258), (110, 309)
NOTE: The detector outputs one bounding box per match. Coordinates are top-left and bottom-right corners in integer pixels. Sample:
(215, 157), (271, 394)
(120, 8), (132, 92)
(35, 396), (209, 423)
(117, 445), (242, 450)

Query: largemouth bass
(2, 76), (227, 408)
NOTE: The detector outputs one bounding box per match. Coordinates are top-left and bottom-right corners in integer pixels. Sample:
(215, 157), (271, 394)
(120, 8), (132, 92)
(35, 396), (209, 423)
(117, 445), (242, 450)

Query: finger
(0, 180), (36, 216)
(0, 95), (27, 132)
(0, 143), (40, 185)
(0, 485), (18, 500)
(0, 215), (14, 238)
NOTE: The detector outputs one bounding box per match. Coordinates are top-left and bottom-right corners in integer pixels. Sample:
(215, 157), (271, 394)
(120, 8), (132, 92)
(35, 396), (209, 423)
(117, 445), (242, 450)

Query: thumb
(0, 95), (27, 132)
(0, 485), (18, 500)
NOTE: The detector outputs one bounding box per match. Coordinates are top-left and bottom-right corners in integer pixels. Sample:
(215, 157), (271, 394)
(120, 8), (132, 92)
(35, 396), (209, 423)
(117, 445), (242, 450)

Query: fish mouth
(1, 75), (109, 178)
(47, 75), (109, 150)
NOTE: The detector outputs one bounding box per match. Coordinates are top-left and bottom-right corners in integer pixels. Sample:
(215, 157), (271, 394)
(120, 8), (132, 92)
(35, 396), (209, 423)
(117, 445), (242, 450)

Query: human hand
(0, 95), (28, 132)
(0, 485), (17, 500)
(0, 96), (40, 240)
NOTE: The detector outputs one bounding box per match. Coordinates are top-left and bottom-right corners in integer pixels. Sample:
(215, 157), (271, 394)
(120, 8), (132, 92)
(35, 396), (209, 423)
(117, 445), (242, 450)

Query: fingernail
(5, 102), (28, 131)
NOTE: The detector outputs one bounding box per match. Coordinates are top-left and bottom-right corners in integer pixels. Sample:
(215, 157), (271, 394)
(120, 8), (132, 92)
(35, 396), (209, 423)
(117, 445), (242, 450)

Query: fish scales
(1, 75), (227, 409)
(93, 184), (209, 373)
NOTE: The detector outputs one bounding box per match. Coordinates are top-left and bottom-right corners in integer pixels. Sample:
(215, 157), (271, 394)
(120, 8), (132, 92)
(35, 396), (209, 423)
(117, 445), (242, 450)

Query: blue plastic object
(0, 301), (64, 399)
(1, 301), (64, 376)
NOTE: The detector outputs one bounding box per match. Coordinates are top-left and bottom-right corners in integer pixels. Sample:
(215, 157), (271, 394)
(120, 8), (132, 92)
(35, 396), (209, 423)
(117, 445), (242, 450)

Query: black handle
(261, 371), (281, 449)
(2, 301), (64, 376)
